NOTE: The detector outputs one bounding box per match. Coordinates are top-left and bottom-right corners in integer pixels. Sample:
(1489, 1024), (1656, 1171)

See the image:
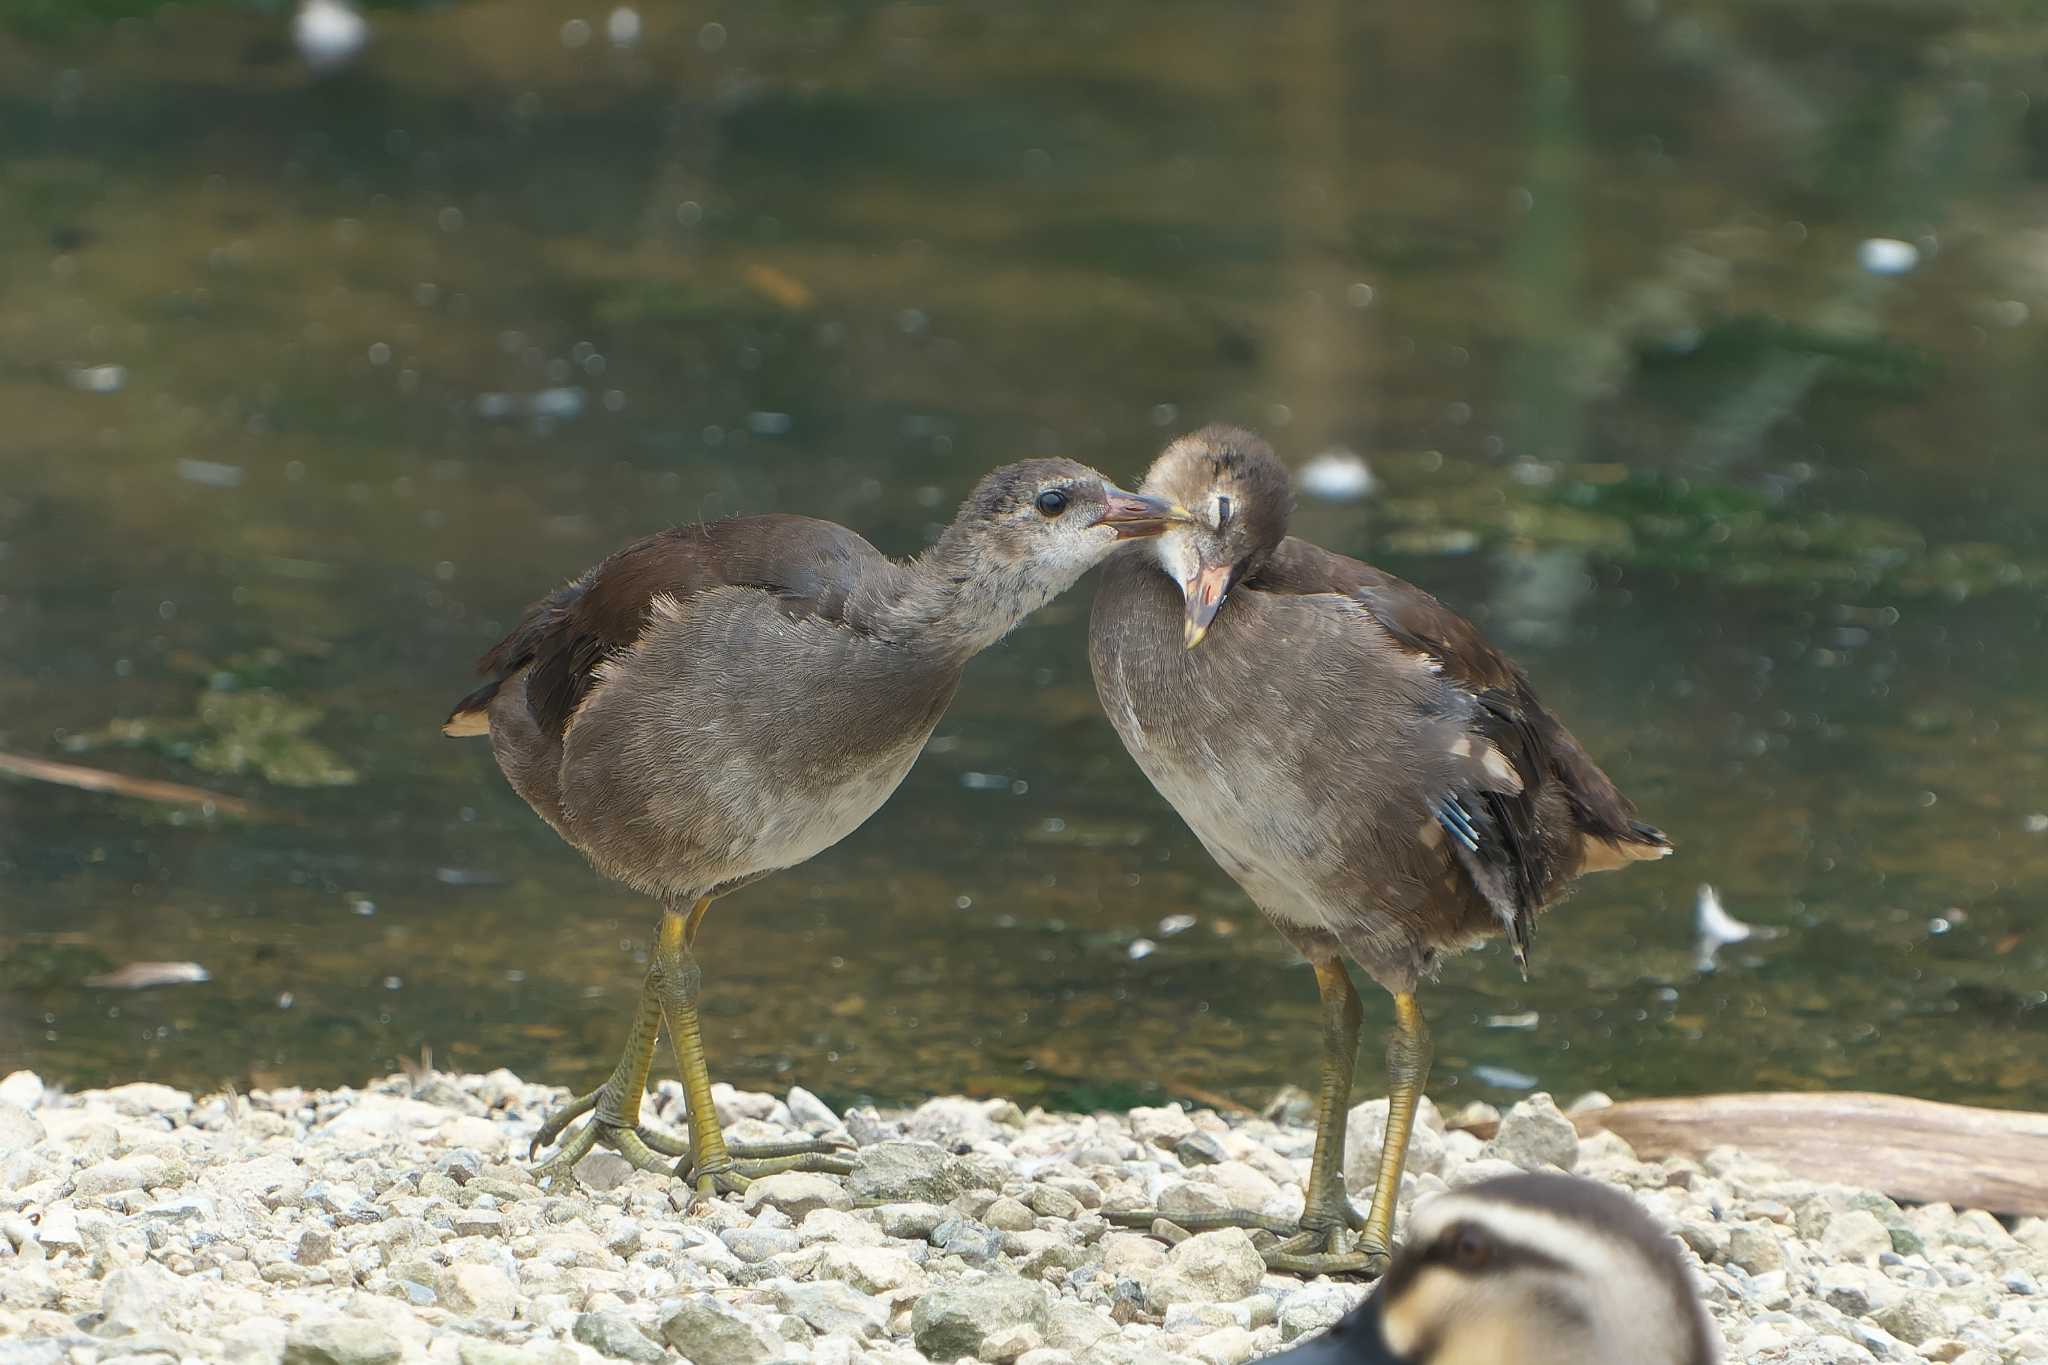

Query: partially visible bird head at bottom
(1258, 1173), (1719, 1365)
(1137, 425), (1295, 648)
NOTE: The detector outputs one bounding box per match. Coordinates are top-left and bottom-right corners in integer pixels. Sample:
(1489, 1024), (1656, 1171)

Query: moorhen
(447, 459), (1176, 1197)
(1090, 427), (1670, 1273)
(1259, 1172), (1718, 1364)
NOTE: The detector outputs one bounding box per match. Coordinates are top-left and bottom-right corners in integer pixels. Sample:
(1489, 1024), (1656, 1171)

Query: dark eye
(1449, 1226), (1491, 1272)
(1216, 495), (1233, 524)
(1035, 488), (1070, 517)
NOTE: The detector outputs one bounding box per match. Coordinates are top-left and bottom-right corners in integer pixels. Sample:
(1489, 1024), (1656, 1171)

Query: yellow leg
(652, 899), (736, 1199)
(1361, 991), (1432, 1252)
(1301, 959), (1364, 1232)
(651, 897), (855, 1201)
(529, 929), (692, 1182)
(1108, 958), (1382, 1278)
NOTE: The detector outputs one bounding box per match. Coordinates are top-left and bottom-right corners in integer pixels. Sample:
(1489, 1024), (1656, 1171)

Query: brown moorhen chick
(447, 461), (1176, 1198)
(1090, 427), (1670, 1274)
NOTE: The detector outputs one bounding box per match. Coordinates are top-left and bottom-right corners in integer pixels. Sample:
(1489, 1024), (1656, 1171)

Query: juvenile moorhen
(447, 460), (1176, 1197)
(1259, 1172), (1718, 1364)
(1090, 427), (1670, 1273)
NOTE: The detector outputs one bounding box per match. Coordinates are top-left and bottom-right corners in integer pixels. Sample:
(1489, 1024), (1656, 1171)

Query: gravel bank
(1, 1069), (2044, 1365)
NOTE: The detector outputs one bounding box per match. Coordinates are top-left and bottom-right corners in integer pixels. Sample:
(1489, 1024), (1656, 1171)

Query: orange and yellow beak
(1180, 561), (1233, 649)
(1088, 488), (1182, 540)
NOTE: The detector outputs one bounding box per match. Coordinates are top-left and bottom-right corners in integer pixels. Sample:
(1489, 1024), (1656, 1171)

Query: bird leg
(1108, 959), (1386, 1277)
(1359, 991), (1432, 1256)
(648, 899), (854, 1202)
(530, 896), (849, 1194)
(528, 952), (682, 1185)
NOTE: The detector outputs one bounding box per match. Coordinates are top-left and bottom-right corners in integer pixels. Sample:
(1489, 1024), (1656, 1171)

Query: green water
(2, 0), (2045, 1116)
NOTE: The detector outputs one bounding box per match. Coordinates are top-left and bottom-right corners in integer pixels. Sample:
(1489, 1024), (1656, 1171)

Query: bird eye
(1215, 495), (1232, 526)
(1035, 489), (1070, 517)
(1449, 1226), (1491, 1272)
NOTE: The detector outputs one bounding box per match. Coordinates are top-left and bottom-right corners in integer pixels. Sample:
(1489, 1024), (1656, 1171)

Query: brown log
(1455, 1092), (2048, 1216)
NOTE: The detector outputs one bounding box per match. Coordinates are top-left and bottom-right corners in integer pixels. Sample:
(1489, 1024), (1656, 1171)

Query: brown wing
(446, 514), (889, 740)
(1255, 537), (1670, 960)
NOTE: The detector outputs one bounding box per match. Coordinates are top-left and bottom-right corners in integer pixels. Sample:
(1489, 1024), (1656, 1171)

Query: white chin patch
(1154, 532), (1200, 586)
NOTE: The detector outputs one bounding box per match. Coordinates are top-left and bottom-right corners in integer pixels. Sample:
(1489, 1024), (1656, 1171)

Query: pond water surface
(2, 0), (2045, 1115)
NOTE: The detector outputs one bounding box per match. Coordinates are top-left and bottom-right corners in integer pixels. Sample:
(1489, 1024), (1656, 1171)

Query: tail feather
(442, 679), (500, 737)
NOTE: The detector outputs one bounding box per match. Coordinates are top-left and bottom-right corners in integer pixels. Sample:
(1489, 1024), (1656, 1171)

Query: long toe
(1104, 1208), (1389, 1280)
(673, 1140), (857, 1188)
(529, 1087), (601, 1159)
(533, 1119), (682, 1186)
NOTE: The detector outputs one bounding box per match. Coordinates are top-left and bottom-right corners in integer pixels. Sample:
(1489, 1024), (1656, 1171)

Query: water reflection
(1, 0), (2043, 1112)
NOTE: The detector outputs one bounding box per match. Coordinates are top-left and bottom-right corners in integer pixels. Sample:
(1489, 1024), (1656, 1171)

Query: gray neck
(875, 531), (1075, 661)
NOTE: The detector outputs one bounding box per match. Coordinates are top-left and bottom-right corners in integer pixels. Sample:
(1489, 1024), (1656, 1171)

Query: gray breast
(1090, 557), (1489, 987)
(554, 588), (959, 900)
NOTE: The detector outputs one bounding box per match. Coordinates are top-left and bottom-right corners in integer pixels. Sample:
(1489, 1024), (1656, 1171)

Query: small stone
(573, 1311), (667, 1364)
(1129, 1105), (1196, 1148)
(99, 1262), (189, 1335)
(1148, 1228), (1264, 1310)
(912, 1276), (1050, 1363)
(933, 1217), (1006, 1266)
(570, 1151), (636, 1193)
(848, 1141), (972, 1204)
(1156, 1181), (1233, 1220)
(0, 1072), (43, 1110)
(220, 1318), (290, 1365)
(75, 1157), (162, 1196)
(1728, 1223), (1787, 1275)
(1101, 1232), (1168, 1279)
(741, 1170), (852, 1219)
(438, 1263), (517, 1319)
(1024, 1185), (1084, 1220)
(452, 1209), (504, 1239)
(816, 1245), (925, 1295)
(34, 1205), (81, 1249)
(1478, 1093), (1578, 1172)
(1822, 1211), (1894, 1265)
(876, 1201), (950, 1239)
(721, 1227), (801, 1263)
(1817, 1263), (1892, 1316)
(0, 1104), (43, 1159)
(1872, 1297), (1949, 1346)
(282, 1318), (402, 1365)
(787, 1086), (840, 1129)
(207, 1154), (308, 1211)
(1277, 1285), (1358, 1342)
(1173, 1132), (1230, 1167)
(660, 1296), (786, 1365)
(1018, 1351), (1078, 1365)
(1045, 1302), (1116, 1354)
(985, 1196), (1038, 1231)
(1189, 1326), (1257, 1365)
(771, 1279), (888, 1339)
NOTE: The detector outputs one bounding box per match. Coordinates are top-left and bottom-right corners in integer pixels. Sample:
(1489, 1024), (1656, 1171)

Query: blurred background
(1, 0), (2044, 1115)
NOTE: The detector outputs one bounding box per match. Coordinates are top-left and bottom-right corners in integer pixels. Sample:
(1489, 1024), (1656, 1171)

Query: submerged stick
(1457, 1092), (2048, 1216)
(0, 750), (259, 818)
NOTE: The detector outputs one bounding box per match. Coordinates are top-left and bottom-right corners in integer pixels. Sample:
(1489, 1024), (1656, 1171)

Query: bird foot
(1261, 1226), (1389, 1278)
(530, 1116), (678, 1186)
(1107, 1206), (1389, 1279)
(676, 1137), (857, 1197)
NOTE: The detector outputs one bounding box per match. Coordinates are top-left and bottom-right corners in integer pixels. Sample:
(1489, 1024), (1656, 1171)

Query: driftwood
(1455, 1092), (2048, 1217)
(0, 750), (259, 819)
